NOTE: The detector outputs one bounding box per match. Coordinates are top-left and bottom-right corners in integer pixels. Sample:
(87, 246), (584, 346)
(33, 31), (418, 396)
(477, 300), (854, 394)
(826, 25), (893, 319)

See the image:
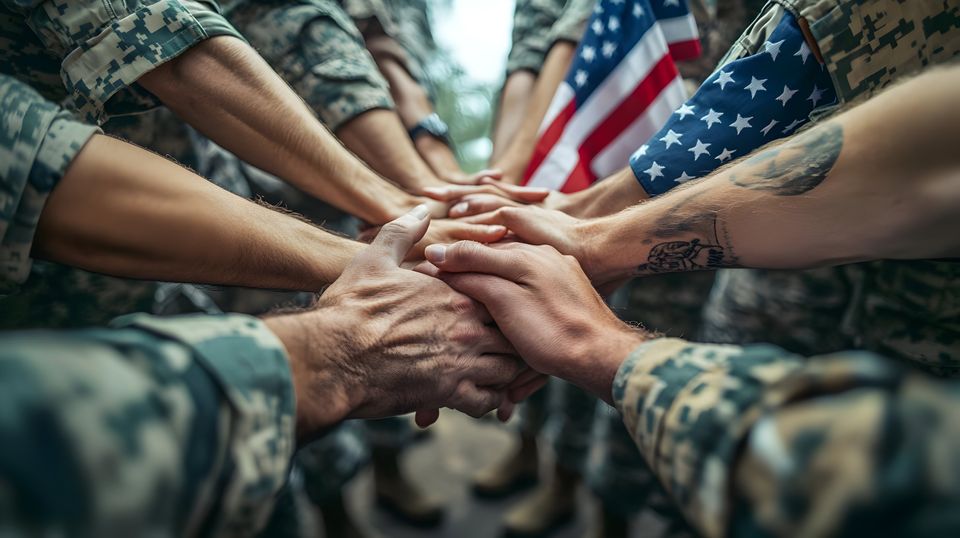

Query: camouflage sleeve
(506, 0), (567, 76)
(613, 337), (960, 537)
(545, 0), (594, 47)
(4, 0), (245, 123)
(0, 313), (296, 537)
(0, 75), (99, 291)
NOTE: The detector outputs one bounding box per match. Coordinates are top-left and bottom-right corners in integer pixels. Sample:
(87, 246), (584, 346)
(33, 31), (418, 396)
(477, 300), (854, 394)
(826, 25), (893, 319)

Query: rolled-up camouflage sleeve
(506, 0), (566, 76)
(613, 338), (960, 537)
(3, 0), (245, 123)
(0, 313), (296, 537)
(0, 75), (99, 291)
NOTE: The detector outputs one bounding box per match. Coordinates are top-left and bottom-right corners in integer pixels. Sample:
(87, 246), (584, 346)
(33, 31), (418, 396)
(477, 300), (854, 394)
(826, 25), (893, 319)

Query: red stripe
(558, 54), (679, 192)
(668, 39), (702, 62)
(521, 99), (576, 185)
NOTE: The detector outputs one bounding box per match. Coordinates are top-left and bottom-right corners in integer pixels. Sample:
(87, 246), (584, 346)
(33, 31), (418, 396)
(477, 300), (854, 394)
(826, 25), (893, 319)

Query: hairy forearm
(584, 67), (960, 281)
(138, 36), (419, 223)
(34, 135), (361, 289)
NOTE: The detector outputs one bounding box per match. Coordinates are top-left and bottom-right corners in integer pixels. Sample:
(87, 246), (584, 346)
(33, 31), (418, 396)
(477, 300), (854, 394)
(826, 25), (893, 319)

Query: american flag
(630, 12), (838, 196)
(521, 0), (700, 193)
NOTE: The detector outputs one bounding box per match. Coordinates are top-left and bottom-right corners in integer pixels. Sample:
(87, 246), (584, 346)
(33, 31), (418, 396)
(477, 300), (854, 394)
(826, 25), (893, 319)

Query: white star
(581, 46), (596, 63)
(592, 19), (604, 35)
(714, 70), (735, 90)
(574, 70), (588, 87)
(608, 16), (620, 32)
(660, 129), (683, 149)
(700, 108), (723, 129)
(632, 3), (645, 17)
(782, 118), (803, 134)
(765, 39), (785, 61)
(636, 144), (649, 157)
(760, 119), (779, 136)
(808, 85), (826, 108)
(744, 76), (768, 99)
(594, 3), (604, 14)
(795, 42), (811, 64)
(602, 41), (617, 58)
(674, 171), (695, 184)
(643, 161), (665, 181)
(611, 0), (625, 4)
(664, 0), (680, 6)
(688, 139), (711, 160)
(776, 85), (798, 106)
(715, 148), (736, 162)
(730, 114), (753, 134)
(675, 103), (696, 119)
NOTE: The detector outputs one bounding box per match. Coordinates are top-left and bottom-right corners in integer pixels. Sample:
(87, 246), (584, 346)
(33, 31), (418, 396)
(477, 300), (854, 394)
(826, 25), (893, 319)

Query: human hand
(266, 206), (526, 443)
(421, 241), (648, 403)
(441, 168), (505, 186)
(422, 179), (556, 218)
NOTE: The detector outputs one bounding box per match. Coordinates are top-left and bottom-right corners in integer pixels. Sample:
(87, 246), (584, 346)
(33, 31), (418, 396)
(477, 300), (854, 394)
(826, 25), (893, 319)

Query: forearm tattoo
(635, 123), (844, 276)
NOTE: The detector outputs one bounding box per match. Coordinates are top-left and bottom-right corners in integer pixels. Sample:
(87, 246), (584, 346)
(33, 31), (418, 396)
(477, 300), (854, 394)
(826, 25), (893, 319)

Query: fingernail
(410, 204), (430, 220)
(488, 225), (506, 234)
(425, 244), (447, 264)
(451, 202), (469, 215)
(423, 187), (447, 196)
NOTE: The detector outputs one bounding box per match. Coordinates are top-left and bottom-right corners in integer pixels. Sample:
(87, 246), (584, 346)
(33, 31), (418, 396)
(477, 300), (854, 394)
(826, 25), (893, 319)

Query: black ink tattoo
(728, 123), (843, 196)
(636, 238), (731, 274)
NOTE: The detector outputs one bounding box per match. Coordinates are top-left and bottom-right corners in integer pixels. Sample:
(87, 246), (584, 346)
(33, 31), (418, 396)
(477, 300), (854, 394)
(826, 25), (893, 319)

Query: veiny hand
(267, 206), (526, 442)
(422, 240), (647, 403)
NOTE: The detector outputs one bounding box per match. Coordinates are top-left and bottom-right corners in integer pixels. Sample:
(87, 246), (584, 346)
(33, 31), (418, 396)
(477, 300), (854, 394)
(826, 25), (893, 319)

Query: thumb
(366, 205), (431, 267)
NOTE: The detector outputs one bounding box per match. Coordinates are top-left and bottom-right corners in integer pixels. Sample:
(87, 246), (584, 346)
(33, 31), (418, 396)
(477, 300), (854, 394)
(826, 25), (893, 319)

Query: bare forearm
(491, 71), (536, 162)
(34, 136), (361, 289)
(138, 36), (418, 223)
(558, 167), (649, 218)
(584, 67), (960, 282)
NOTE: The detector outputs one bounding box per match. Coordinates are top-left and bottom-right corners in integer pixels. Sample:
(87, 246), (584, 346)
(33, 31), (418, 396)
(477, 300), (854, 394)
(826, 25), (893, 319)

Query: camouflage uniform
(613, 337), (960, 537)
(506, 0), (595, 76)
(0, 0), (248, 328)
(0, 313), (295, 537)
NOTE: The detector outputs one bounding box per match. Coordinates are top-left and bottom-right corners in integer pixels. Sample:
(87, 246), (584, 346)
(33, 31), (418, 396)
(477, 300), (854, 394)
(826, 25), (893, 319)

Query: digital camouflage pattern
(0, 313), (296, 537)
(702, 0), (960, 372)
(506, 0), (593, 76)
(0, 0), (245, 124)
(0, 75), (98, 292)
(613, 337), (960, 537)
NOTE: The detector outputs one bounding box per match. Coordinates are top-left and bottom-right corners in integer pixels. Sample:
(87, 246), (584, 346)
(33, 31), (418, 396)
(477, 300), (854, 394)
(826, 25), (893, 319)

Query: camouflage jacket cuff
(613, 337), (804, 537)
(27, 0), (245, 123)
(110, 313), (296, 533)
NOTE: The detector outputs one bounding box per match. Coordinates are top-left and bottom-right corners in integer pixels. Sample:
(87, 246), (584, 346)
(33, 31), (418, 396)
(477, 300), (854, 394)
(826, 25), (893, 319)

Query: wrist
(576, 216), (631, 286)
(575, 324), (650, 403)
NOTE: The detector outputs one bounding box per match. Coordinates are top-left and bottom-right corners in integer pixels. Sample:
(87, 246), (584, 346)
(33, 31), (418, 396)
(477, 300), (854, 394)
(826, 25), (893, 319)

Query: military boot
(472, 431), (540, 498)
(502, 462), (580, 537)
(372, 446), (445, 527)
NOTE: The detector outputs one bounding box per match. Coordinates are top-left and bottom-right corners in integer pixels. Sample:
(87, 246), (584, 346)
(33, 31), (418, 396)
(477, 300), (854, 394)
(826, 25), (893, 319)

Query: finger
(479, 178), (551, 202)
(449, 382), (505, 419)
(426, 240), (530, 280)
(438, 272), (519, 315)
(466, 354), (525, 387)
(449, 195), (519, 218)
(443, 222), (508, 244)
(496, 401), (515, 422)
(507, 367), (543, 389)
(366, 205), (431, 267)
(412, 260), (439, 277)
(508, 375), (549, 403)
(415, 409), (441, 428)
(471, 168), (504, 182)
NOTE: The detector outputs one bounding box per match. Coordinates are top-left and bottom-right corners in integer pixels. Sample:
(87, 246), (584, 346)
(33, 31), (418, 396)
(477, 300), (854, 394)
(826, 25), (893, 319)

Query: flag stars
(664, 0), (680, 6)
(714, 70), (735, 90)
(688, 139), (711, 160)
(808, 85), (826, 108)
(760, 119), (779, 136)
(632, 3), (645, 17)
(602, 41), (617, 57)
(636, 144), (649, 157)
(744, 76), (767, 98)
(592, 19), (604, 35)
(643, 161), (665, 181)
(715, 148), (736, 162)
(674, 171), (695, 184)
(608, 16), (620, 32)
(795, 42), (811, 64)
(700, 108), (723, 129)
(675, 103), (695, 119)
(776, 85), (797, 106)
(765, 39), (785, 61)
(783, 118), (803, 134)
(574, 70), (589, 87)
(660, 129), (683, 149)
(730, 114), (753, 134)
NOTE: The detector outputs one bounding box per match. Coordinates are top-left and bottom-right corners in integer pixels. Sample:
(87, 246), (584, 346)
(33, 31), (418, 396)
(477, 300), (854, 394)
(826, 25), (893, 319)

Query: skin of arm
(137, 36), (421, 224)
(34, 135), (361, 290)
(490, 70), (537, 163)
(470, 66), (960, 288)
(492, 41), (577, 184)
